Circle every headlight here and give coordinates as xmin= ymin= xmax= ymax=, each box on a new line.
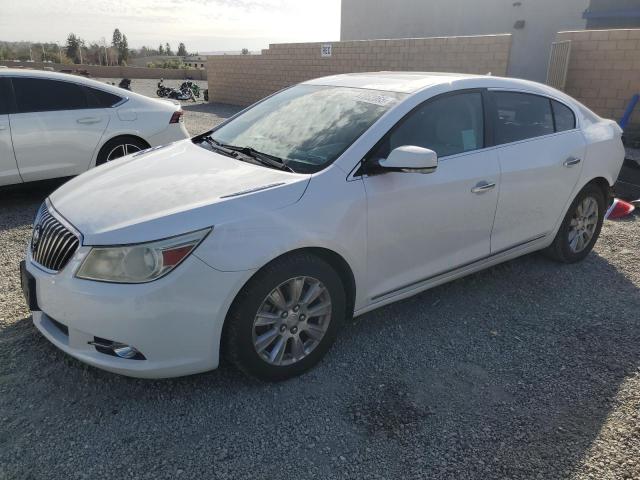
xmin=76 ymin=229 xmax=211 ymax=283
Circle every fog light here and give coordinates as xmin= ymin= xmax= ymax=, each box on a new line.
xmin=112 ymin=344 xmax=141 ymax=359
xmin=90 ymin=337 xmax=146 ymax=360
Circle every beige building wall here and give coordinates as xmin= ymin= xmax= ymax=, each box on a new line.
xmin=206 ymin=35 xmax=512 ymax=106
xmin=558 ymin=29 xmax=640 ymax=124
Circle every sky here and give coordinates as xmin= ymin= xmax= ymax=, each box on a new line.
xmin=0 ymin=0 xmax=342 ymax=52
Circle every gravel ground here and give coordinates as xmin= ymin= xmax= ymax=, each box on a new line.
xmin=1 ymin=83 xmax=639 ymax=479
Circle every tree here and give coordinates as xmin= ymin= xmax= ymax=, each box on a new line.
xmin=66 ymin=33 xmax=83 ymax=64
xmin=119 ymin=34 xmax=129 ymax=65
xmin=177 ymin=42 xmax=187 ymax=56
xmin=165 ymin=42 xmax=173 ymax=56
xmin=158 ymin=44 xmax=164 ymax=54
xmin=112 ymin=28 xmax=122 ymax=49
xmin=241 ymin=48 xmax=250 ymax=55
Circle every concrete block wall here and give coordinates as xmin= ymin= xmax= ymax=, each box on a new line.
xmin=557 ymin=29 xmax=640 ymax=125
xmin=206 ymin=35 xmax=512 ymax=106
xmin=0 ymin=61 xmax=207 ymax=80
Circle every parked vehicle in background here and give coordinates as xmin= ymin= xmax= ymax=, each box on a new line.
xmin=21 ymin=72 xmax=624 ymax=381
xmin=0 ymin=69 xmax=189 ymax=186
xmin=614 ymin=147 xmax=640 ymax=200
xmin=180 ymin=81 xmax=200 ymax=98
xmin=156 ymin=78 xmax=172 ymax=98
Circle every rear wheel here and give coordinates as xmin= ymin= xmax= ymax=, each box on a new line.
xmin=96 ymin=136 xmax=149 ymax=166
xmin=544 ymin=184 xmax=606 ymax=263
xmin=224 ymin=253 xmax=346 ymax=381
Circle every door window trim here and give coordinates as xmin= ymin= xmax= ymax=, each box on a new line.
xmin=356 ymin=88 xmax=493 ymax=177
xmin=487 ymin=88 xmax=580 ymax=148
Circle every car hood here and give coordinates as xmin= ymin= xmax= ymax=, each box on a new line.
xmin=50 ymin=140 xmax=311 ymax=245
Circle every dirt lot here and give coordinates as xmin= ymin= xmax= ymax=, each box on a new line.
xmin=1 ymin=83 xmax=639 ymax=480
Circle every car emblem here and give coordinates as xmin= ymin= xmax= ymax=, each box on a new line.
xmin=32 ymin=225 xmax=42 ymax=248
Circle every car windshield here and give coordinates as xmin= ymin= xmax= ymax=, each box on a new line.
xmin=208 ymin=84 xmax=405 ymax=173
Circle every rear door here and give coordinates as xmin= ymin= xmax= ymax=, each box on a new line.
xmin=489 ymin=91 xmax=585 ymax=253
xmin=9 ymin=77 xmax=110 ymax=182
xmin=0 ymin=77 xmax=21 ymax=186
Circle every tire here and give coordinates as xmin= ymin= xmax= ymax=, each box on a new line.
xmin=543 ymin=183 xmax=606 ymax=263
xmin=96 ymin=136 xmax=149 ymax=166
xmin=224 ymin=253 xmax=346 ymax=382
xmin=156 ymin=89 xmax=164 ymax=97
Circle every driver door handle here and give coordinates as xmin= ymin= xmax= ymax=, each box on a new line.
xmin=471 ymin=181 xmax=496 ymax=194
xmin=564 ymin=156 xmax=582 ymax=167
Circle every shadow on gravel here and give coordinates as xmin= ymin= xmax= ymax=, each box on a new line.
xmin=1 ymin=231 xmax=639 ymax=478
xmin=0 ymin=179 xmax=68 ymax=230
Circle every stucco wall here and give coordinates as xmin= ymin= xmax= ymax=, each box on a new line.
xmin=557 ymin=29 xmax=640 ymax=124
xmin=206 ymin=35 xmax=512 ymax=106
xmin=0 ymin=61 xmax=206 ymax=80
xmin=340 ymin=0 xmax=589 ymax=82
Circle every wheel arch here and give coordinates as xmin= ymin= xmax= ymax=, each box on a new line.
xmin=95 ymin=134 xmax=151 ymax=166
xmin=220 ymin=247 xmax=357 ymax=353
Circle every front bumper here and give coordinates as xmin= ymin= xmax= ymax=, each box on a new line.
xmin=26 ymin=248 xmax=252 ymax=379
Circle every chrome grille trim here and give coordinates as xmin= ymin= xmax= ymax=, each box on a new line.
xmin=31 ymin=203 xmax=80 ymax=272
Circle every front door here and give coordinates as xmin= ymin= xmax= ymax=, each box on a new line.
xmin=9 ymin=77 xmax=109 ymax=182
xmin=363 ymin=91 xmax=500 ymax=301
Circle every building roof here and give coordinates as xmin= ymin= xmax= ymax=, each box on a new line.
xmin=304 ymin=71 xmax=484 ymax=93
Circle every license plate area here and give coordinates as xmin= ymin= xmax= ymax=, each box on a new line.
xmin=20 ymin=260 xmax=40 ymax=311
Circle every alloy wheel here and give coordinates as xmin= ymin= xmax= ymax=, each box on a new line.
xmin=252 ymin=276 xmax=332 ymax=366
xmin=568 ymin=196 xmax=599 ymax=253
xmin=105 ymin=143 xmax=143 ymax=162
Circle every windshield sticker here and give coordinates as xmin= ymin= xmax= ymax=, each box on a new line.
xmin=354 ymin=92 xmax=398 ymax=107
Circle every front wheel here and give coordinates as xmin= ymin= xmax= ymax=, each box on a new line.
xmin=544 ymin=184 xmax=606 ymax=263
xmin=223 ymin=253 xmax=346 ymax=381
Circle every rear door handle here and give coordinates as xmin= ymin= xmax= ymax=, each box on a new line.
xmin=471 ymin=181 xmax=496 ymax=194
xmin=563 ymin=157 xmax=582 ymax=167
xmin=76 ymin=117 xmax=102 ymax=125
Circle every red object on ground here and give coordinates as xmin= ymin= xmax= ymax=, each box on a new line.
xmin=605 ymin=198 xmax=636 ymax=220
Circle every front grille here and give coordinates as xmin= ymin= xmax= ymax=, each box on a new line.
xmin=31 ymin=204 xmax=80 ymax=272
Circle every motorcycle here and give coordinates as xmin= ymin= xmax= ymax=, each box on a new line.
xmin=168 ymin=86 xmax=196 ymax=102
xmin=156 ymin=79 xmax=173 ymax=98
xmin=179 ymin=81 xmax=200 ymax=98
xmin=118 ymin=78 xmax=132 ymax=90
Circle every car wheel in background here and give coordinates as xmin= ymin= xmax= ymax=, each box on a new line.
xmin=224 ymin=253 xmax=346 ymax=382
xmin=96 ymin=136 xmax=149 ymax=166
xmin=544 ymin=183 xmax=606 ymax=263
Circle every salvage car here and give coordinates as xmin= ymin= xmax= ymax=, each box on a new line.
xmin=21 ymin=72 xmax=625 ymax=381
xmin=0 ymin=69 xmax=188 ymax=186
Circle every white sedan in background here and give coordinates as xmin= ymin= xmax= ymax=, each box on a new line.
xmin=0 ymin=69 xmax=189 ymax=186
xmin=21 ymin=72 xmax=624 ymax=381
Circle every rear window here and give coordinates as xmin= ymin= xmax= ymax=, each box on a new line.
xmin=86 ymin=87 xmax=123 ymax=108
xmin=492 ymin=91 xmax=554 ymax=144
xmin=12 ymin=77 xmax=87 ymax=113
xmin=552 ymin=100 xmax=576 ymax=132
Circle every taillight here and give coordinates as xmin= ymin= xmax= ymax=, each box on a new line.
xmin=170 ymin=110 xmax=183 ymax=124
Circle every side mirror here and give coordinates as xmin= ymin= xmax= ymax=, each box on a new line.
xmin=378 ymin=146 xmax=438 ymax=174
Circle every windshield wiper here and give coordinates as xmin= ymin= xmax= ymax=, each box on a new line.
xmin=202 ymin=136 xmax=239 ymax=159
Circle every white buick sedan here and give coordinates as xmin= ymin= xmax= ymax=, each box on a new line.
xmin=0 ymin=69 xmax=189 ymax=186
xmin=22 ymin=72 xmax=624 ymax=381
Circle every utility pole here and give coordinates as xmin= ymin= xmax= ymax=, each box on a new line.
xmin=79 ymin=44 xmax=83 ymax=64
xmin=29 ymin=44 xmax=33 ymax=61
xmin=42 ymin=44 xmax=46 ymax=62
xmin=57 ymin=42 xmax=62 ymax=63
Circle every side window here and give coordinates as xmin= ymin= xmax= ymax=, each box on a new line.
xmin=12 ymin=78 xmax=87 ymax=113
xmin=373 ymin=92 xmax=484 ymax=159
xmin=552 ymin=100 xmax=576 ymax=132
xmin=492 ymin=91 xmax=554 ymax=144
xmin=85 ymin=87 xmax=123 ymax=108
xmin=0 ymin=78 xmax=10 ymax=115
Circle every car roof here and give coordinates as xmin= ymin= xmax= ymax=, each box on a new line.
xmin=303 ymin=72 xmax=486 ymax=93
xmin=303 ymin=71 xmax=576 ymax=102
xmin=0 ymin=68 xmax=136 ymax=97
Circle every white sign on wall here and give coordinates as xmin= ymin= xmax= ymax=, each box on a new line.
xmin=321 ymin=44 xmax=333 ymax=57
